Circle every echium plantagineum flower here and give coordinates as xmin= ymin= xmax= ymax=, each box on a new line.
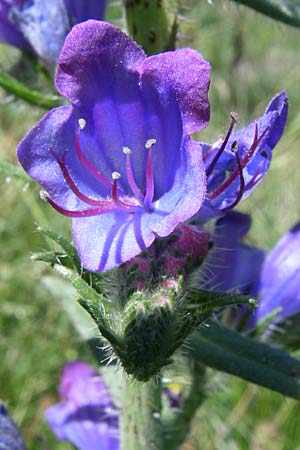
xmin=197 ymin=92 xmax=288 ymax=222
xmin=45 ymin=361 xmax=119 ymax=450
xmin=0 ymin=0 xmax=106 ymax=66
xmin=17 ymin=20 xmax=211 ymax=272
xmin=203 ymin=211 xmax=300 ymax=327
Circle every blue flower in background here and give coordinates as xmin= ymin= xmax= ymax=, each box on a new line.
xmin=45 ymin=361 xmax=119 ymax=450
xmin=17 ymin=20 xmax=211 ymax=271
xmin=197 ymin=92 xmax=288 ymax=222
xmin=0 ymin=404 xmax=26 ymax=450
xmin=203 ymin=211 xmax=300 ymax=327
xmin=0 ymin=0 xmax=106 ymax=66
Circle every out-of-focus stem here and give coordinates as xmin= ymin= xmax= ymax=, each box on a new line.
xmin=120 ymin=376 xmax=163 ymax=450
xmin=123 ymin=0 xmax=178 ymax=55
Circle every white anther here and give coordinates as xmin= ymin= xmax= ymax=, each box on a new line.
xmin=78 ymin=118 xmax=86 ymax=130
xmin=145 ymin=138 xmax=157 ymax=149
xmin=112 ymin=171 xmax=121 ymax=180
xmin=122 ymin=146 xmax=132 ymax=155
xmin=40 ymin=190 xmax=49 ymax=201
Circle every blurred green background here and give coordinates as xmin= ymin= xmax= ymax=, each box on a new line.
xmin=1 ymin=1 xmax=300 ymax=449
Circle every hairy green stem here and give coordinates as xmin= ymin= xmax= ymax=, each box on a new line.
xmin=120 ymin=376 xmax=163 ymax=450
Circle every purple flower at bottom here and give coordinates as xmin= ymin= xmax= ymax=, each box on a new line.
xmin=17 ymin=20 xmax=211 ymax=271
xmin=0 ymin=404 xmax=26 ymax=450
xmin=204 ymin=211 xmax=300 ymax=327
xmin=197 ymin=92 xmax=288 ymax=222
xmin=45 ymin=361 xmax=119 ymax=450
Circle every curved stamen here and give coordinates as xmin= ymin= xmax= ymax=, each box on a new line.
xmin=75 ymin=130 xmax=112 ymax=189
xmin=45 ymin=195 xmax=117 ymax=217
xmin=111 ymin=172 xmax=139 ymax=213
xmin=123 ymin=147 xmax=144 ymax=204
xmin=209 ymin=123 xmax=269 ymax=201
xmin=244 ymin=160 xmax=264 ymax=191
xmin=50 ymin=148 xmax=105 ymax=207
xmin=205 ymin=112 xmax=238 ymax=177
xmin=144 ymin=139 xmax=156 ymax=209
xmin=219 ymin=145 xmax=245 ymax=212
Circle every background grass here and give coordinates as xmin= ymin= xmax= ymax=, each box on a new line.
xmin=1 ymin=1 xmax=300 ymax=449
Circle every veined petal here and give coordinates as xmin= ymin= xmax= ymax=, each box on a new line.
xmin=141 ymin=48 xmax=211 ymax=135
xmin=45 ymin=361 xmax=119 ymax=450
xmin=17 ymin=106 xmax=112 ymax=210
xmin=56 ymin=20 xmax=146 ymax=106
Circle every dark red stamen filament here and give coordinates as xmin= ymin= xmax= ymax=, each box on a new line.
xmin=205 ymin=112 xmax=238 ymax=177
xmin=50 ymin=148 xmax=105 ymax=206
xmin=75 ymin=131 xmax=112 ymax=189
xmin=111 ymin=176 xmax=138 ymax=213
xmin=209 ymin=123 xmax=269 ymax=201
xmin=124 ymin=149 xmax=144 ymax=204
xmin=47 ymin=196 xmax=116 ymax=217
xmin=220 ymin=149 xmax=245 ymax=212
xmin=144 ymin=146 xmax=154 ymax=208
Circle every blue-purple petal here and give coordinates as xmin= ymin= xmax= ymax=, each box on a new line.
xmin=64 ymin=0 xmax=106 ymax=25
xmin=0 ymin=0 xmax=28 ymax=47
xmin=255 ymin=223 xmax=300 ymax=323
xmin=0 ymin=404 xmax=27 ymax=450
xmin=13 ymin=0 xmax=70 ymax=67
xmin=45 ymin=361 xmax=119 ymax=450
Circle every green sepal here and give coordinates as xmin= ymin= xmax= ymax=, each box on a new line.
xmin=123 ymin=0 xmax=178 ymax=55
xmin=184 ymin=287 xmax=257 ymax=313
xmin=0 ymin=66 xmax=63 ymax=108
xmin=119 ymin=286 xmax=255 ymax=381
xmin=184 ymin=322 xmax=300 ymax=400
xmin=231 ymin=0 xmax=300 ymax=27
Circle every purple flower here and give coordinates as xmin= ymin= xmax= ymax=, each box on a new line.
xmin=45 ymin=361 xmax=119 ymax=450
xmin=0 ymin=404 xmax=27 ymax=450
xmin=0 ymin=0 xmax=106 ymax=65
xmin=17 ymin=20 xmax=211 ymax=271
xmin=255 ymin=222 xmax=300 ymax=324
xmin=197 ymin=92 xmax=288 ymax=222
xmin=204 ymin=212 xmax=300 ymax=327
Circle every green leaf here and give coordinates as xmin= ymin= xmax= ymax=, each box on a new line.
xmin=0 ymin=161 xmax=34 ymax=184
xmin=42 ymin=275 xmax=98 ymax=341
xmin=53 ymin=265 xmax=121 ymax=347
xmin=184 ymin=323 xmax=300 ymax=400
xmin=0 ymin=66 xmax=63 ymax=108
xmin=36 ymin=226 xmax=81 ymax=271
xmin=231 ymin=0 xmax=300 ymax=27
xmin=123 ymin=0 xmax=178 ymax=55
